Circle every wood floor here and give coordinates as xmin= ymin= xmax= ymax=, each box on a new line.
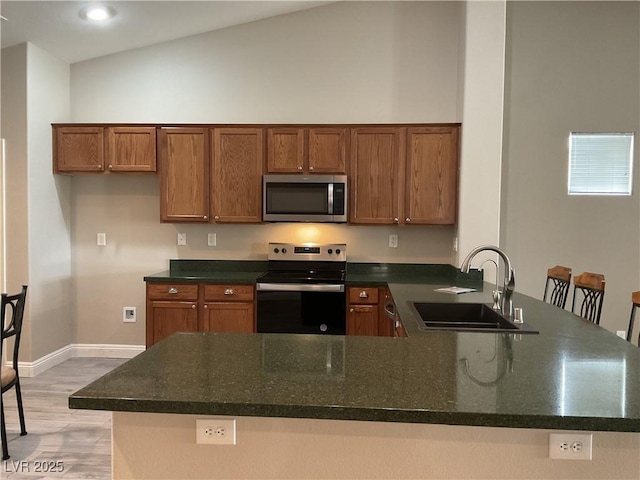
xmin=2 ymin=357 xmax=127 ymax=479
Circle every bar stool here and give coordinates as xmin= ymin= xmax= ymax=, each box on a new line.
xmin=543 ymin=265 xmax=572 ymax=309
xmin=1 ymin=285 xmax=29 ymax=461
xmin=571 ymin=272 xmax=605 ymax=325
xmin=627 ymin=291 xmax=640 ymax=343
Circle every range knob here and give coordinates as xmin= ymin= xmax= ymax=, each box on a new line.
xmin=328 ymin=249 xmax=333 ymax=254
xmin=282 ymin=248 xmax=287 ymax=254
xmin=335 ymin=248 xmax=341 ymax=255
xmin=273 ymin=248 xmax=279 ymax=254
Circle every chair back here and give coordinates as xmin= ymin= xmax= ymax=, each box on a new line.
xmin=627 ymin=291 xmax=640 ymax=343
xmin=571 ymin=273 xmax=605 ymax=324
xmin=1 ymin=286 xmax=28 ymax=373
xmin=543 ymin=265 xmax=572 ymax=309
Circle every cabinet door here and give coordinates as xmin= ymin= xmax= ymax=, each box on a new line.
xmin=211 ymin=128 xmax=263 ymax=223
xmin=350 ymin=128 xmax=405 ymax=224
xmin=347 ymin=304 xmax=379 ymax=336
xmin=202 ymin=302 xmax=255 ymax=333
xmin=158 ymin=127 xmax=209 ymax=223
xmin=54 ymin=126 xmax=105 ymax=173
xmin=106 ymin=126 xmax=157 ymax=173
xmin=405 ymin=126 xmax=459 ymax=225
xmin=308 ymin=128 xmax=347 ymax=174
xmin=147 ymin=301 xmax=198 ymax=347
xmin=267 ymin=128 xmax=305 ymax=173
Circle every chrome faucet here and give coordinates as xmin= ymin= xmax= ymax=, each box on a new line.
xmin=460 ymin=245 xmax=516 ymax=318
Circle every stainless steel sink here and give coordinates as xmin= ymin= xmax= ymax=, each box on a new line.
xmin=409 ymin=302 xmax=538 ymax=334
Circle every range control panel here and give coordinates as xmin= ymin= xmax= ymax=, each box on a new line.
xmin=267 ymin=243 xmax=347 ymax=262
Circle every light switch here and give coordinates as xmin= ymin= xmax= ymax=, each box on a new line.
xmin=207 ymin=233 xmax=217 ymax=247
xmin=97 ymin=233 xmax=106 ymax=246
xmin=177 ymin=233 xmax=187 ymax=246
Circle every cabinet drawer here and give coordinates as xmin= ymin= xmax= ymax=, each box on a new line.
xmin=147 ymin=283 xmax=198 ymax=301
xmin=204 ymin=284 xmax=254 ymax=302
xmin=348 ymin=287 xmax=379 ymax=304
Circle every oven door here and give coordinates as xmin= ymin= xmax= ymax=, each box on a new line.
xmin=256 ymin=283 xmax=346 ymax=335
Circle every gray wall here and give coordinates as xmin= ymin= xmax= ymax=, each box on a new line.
xmin=1 ymin=43 xmax=73 ymax=361
xmin=502 ymin=1 xmax=640 ymax=336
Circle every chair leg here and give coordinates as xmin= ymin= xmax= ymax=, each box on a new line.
xmin=15 ymin=381 xmax=27 ymax=436
xmin=1 ymin=398 xmax=9 ymax=461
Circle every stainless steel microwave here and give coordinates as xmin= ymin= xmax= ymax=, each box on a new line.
xmin=263 ymin=174 xmax=347 ymax=223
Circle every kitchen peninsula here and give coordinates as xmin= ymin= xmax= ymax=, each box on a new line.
xmin=70 ymin=264 xmax=640 ymax=479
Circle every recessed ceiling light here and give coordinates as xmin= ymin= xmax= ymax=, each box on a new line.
xmin=80 ymin=5 xmax=116 ymax=22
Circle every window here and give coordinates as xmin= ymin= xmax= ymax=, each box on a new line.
xmin=568 ymin=133 xmax=634 ymax=195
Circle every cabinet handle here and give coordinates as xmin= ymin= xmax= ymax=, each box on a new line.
xmin=406 ymin=218 xmax=411 ymax=222
xmin=349 ymin=308 xmax=354 ymax=313
xmin=108 ymin=164 xmax=113 ymax=170
xmin=214 ymin=215 xmax=219 ymax=220
xmin=297 ymin=166 xmax=303 ymax=171
xmin=192 ymin=304 xmax=196 ymax=309
xmin=168 ymin=287 xmax=178 ymax=294
xmin=224 ymin=288 xmax=234 ymax=295
xmin=309 ymin=166 xmax=314 ymax=171
xmin=359 ymin=291 xmax=368 ymax=298
xmin=384 ymin=301 xmax=396 ymax=320
xmin=203 ymin=216 xmax=208 ymax=220
xmin=204 ymin=305 xmax=208 ymax=309
xmin=393 ymin=217 xmax=399 ymax=223
xmin=96 ymin=165 xmax=101 ymax=169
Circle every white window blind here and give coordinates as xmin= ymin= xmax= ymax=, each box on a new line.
xmin=568 ymin=133 xmax=634 ymax=195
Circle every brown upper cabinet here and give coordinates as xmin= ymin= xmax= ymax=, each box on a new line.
xmin=158 ymin=127 xmax=210 ymax=223
xmin=405 ymin=126 xmax=459 ymax=225
xmin=211 ymin=128 xmax=263 ymax=223
xmin=53 ymin=125 xmax=156 ymax=174
xmin=106 ymin=126 xmax=156 ymax=172
xmin=54 ymin=126 xmax=105 ymax=173
xmin=350 ymin=127 xmax=405 ymax=225
xmin=350 ymin=125 xmax=459 ymax=225
xmin=267 ymin=127 xmax=347 ymax=174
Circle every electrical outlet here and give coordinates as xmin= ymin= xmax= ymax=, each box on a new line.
xmin=123 ymin=307 xmax=136 ymax=323
xmin=549 ymin=433 xmax=592 ymax=460
xmin=196 ymin=418 xmax=236 ymax=445
xmin=389 ymin=234 xmax=398 ymax=248
xmin=177 ymin=233 xmax=187 ymax=246
xmin=616 ymin=330 xmax=626 ymax=339
xmin=207 ymin=233 xmax=217 ymax=247
xmin=453 ymin=237 xmax=458 ymax=252
xmin=97 ymin=233 xmax=106 ymax=246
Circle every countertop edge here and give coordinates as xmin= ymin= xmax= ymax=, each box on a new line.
xmin=68 ymin=396 xmax=640 ymax=432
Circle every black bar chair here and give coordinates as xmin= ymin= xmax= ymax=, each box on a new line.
xmin=1 ymin=285 xmax=28 ymax=461
xmin=627 ymin=291 xmax=640 ymax=343
xmin=543 ymin=265 xmax=572 ymax=309
xmin=571 ymin=273 xmax=605 ymax=325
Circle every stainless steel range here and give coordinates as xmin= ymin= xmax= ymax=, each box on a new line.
xmin=256 ymin=243 xmax=347 ymax=335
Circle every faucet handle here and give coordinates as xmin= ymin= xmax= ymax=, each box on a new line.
xmin=492 ymin=289 xmax=502 ymax=311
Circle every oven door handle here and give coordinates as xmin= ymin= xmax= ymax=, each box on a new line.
xmin=256 ymin=283 xmax=345 ymax=293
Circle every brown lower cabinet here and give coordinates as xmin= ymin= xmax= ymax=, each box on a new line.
xmin=347 ymin=286 xmax=405 ymax=337
xmin=202 ymin=284 xmax=255 ymax=334
xmin=146 ymin=282 xmax=255 ymax=347
xmin=147 ymin=282 xmax=402 ymax=344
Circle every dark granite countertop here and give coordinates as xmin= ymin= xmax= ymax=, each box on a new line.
xmin=70 ymin=263 xmax=640 ymax=432
xmin=143 ymin=259 xmax=482 ymax=285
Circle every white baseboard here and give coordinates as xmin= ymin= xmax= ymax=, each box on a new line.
xmin=14 ymin=343 xmax=145 ymax=377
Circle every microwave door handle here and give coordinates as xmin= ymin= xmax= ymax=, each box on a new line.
xmin=327 ymin=183 xmax=334 ymax=214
